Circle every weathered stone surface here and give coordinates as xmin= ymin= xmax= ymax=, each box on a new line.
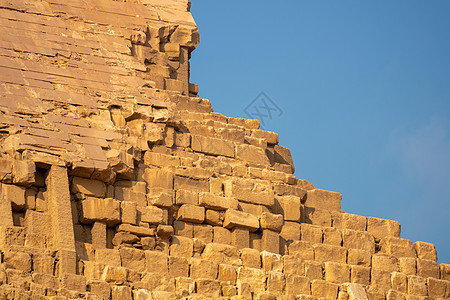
xmin=367 ymin=217 xmax=401 ymax=241
xmin=305 ymin=189 xmax=341 ymax=211
xmin=81 ymin=197 xmax=121 ymax=226
xmin=191 ymin=135 xmax=234 ymax=157
xmin=71 ymin=177 xmax=106 ymax=198
xmin=198 ymin=192 xmax=238 ymax=210
xmin=223 ymin=178 xmax=274 ymax=208
xmin=177 ymin=204 xmax=205 ymax=223
xmin=0 ymin=1 xmax=447 ymax=299
xmin=223 ymin=209 xmax=260 ymax=232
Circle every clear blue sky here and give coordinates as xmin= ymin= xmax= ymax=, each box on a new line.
xmin=190 ymin=1 xmax=450 ymax=263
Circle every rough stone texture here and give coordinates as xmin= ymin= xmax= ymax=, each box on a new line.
xmin=0 ymin=1 xmax=448 ymax=299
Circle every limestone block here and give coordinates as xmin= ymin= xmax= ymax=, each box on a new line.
xmin=332 ymin=211 xmax=366 ymax=231
xmin=412 ymin=241 xmax=437 ymax=261
xmin=342 ymin=229 xmax=375 ymax=253
xmin=175 ymin=189 xmax=199 ymax=205
xmin=324 ymin=262 xmax=350 ymax=284
xmin=147 ymin=189 xmax=173 ymax=208
xmin=273 ymin=195 xmax=301 ymax=222
xmin=61 ymin=274 xmax=86 ymax=292
xmin=95 ymin=249 xmax=121 ymax=267
xmin=133 ymin=289 xmax=152 ymax=300
xmin=168 ymin=256 xmax=189 ymax=277
xmin=213 ymin=226 xmax=231 ymax=244
xmin=262 ymin=229 xmax=280 ymax=254
xmin=280 ymin=221 xmax=301 ymax=241
xmin=288 ymin=240 xmax=314 ymax=260
xmin=365 ymin=286 xmax=385 ymax=300
xmin=311 ymin=280 xmax=338 ymax=299
xmin=2 ymin=183 xmax=26 ymax=211
xmin=380 ymin=237 xmax=416 ymax=258
xmin=205 ymin=209 xmax=222 ymax=226
xmin=283 ymin=255 xmax=305 ymax=276
xmin=218 ymin=263 xmax=237 ymax=282
xmin=372 ymin=254 xmax=399 ymax=272
xmin=111 ymin=286 xmax=132 ymax=300
xmin=223 ymin=209 xmax=260 ymax=232
xmin=351 ymin=265 xmax=370 ymax=285
xmin=81 ymin=197 xmax=121 ymax=226
xmin=261 ymin=251 xmax=282 ymax=273
xmin=250 ymin=232 xmax=262 ymax=252
xmin=304 ymin=260 xmax=323 ymax=280
xmin=386 ymin=289 xmax=406 ymax=300
xmin=173 ymin=220 xmax=194 ymax=238
xmin=239 ymin=202 xmax=270 ymax=216
xmin=170 ymin=235 xmax=193 ymax=258
xmin=189 ymin=258 xmax=218 ymax=279
xmin=33 ymin=255 xmax=55 ymax=275
xmin=391 ymin=272 xmax=408 ymax=293
xmin=300 ymin=223 xmax=323 ymax=244
xmin=47 ymin=166 xmax=76 ymax=274
xmin=196 ymin=278 xmax=221 ymax=298
xmin=236 ymin=143 xmax=270 ymax=166
xmin=273 ymin=145 xmax=295 ymax=173
xmin=139 ymin=205 xmax=164 ymax=224
xmin=191 ymin=135 xmax=235 ymax=157
xmin=221 ymin=284 xmax=237 ymax=297
xmin=88 ymin=280 xmax=111 ymax=300
xmin=145 ymin=251 xmax=168 ymax=274
xmin=115 ymin=181 xmax=147 ymax=207
xmin=119 ymin=247 xmax=145 ymax=272
xmin=71 ymin=177 xmax=106 ymax=198
xmin=427 ymin=277 xmax=447 ymax=298
xmin=223 ymin=178 xmax=274 ymax=208
xmin=367 ymin=217 xmax=401 ymax=242
xmin=267 ymin=271 xmax=285 ymax=293
xmin=371 ymin=268 xmax=392 ymax=290
xmin=116 ymin=224 xmax=155 ymax=237
xmin=198 ymin=192 xmax=238 ymax=210
xmin=301 ymin=206 xmax=332 ymax=227
xmin=314 ymin=244 xmax=347 ymax=263
xmin=400 ymin=257 xmax=417 ymax=276
xmin=323 ymin=227 xmax=342 ymax=246
xmin=347 ymin=249 xmax=372 ymax=267
xmin=407 ymin=275 xmax=427 ymax=296
xmin=91 ymin=221 xmax=107 ymax=249
xmin=241 ymin=248 xmax=261 ymax=269
xmin=174 ymin=176 xmax=210 ymax=192
xmin=416 ymin=258 xmax=439 ymax=279
xmin=440 ymin=263 xmax=450 ymax=280
xmin=143 ymin=168 xmax=173 ymax=189
xmin=175 ymin=277 xmax=195 ymax=297
xmin=202 ymin=243 xmax=241 ymax=265
xmin=11 ymin=160 xmax=35 ymax=186
xmin=232 ymin=226 xmax=250 ymax=249
xmin=305 ymin=189 xmax=341 ymax=211
xmin=2 ymin=251 xmax=32 ymax=272
xmin=284 ymin=274 xmax=309 ymax=295
xmin=121 ymin=201 xmax=137 ymax=225
xmin=157 ymin=225 xmax=174 ymax=239
xmin=177 ymin=206 xmax=204 ymax=227
xmin=25 ymin=187 xmax=37 ymax=210
xmin=259 ymin=212 xmax=283 ymax=233
xmin=237 ymin=267 xmax=266 ymax=294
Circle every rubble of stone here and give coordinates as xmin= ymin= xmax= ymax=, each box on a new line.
xmin=0 ymin=0 xmax=448 ymax=299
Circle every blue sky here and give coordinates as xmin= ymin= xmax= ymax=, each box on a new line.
xmin=190 ymin=1 xmax=450 ymax=263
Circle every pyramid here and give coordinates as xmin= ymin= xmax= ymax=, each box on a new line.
xmin=0 ymin=0 xmax=448 ymax=299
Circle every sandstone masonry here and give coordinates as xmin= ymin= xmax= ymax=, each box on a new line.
xmin=0 ymin=0 xmax=448 ymax=299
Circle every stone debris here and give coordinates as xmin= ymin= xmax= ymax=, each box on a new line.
xmin=0 ymin=0 xmax=448 ymax=299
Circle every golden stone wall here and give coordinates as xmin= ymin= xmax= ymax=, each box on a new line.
xmin=0 ymin=0 xmax=448 ymax=299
